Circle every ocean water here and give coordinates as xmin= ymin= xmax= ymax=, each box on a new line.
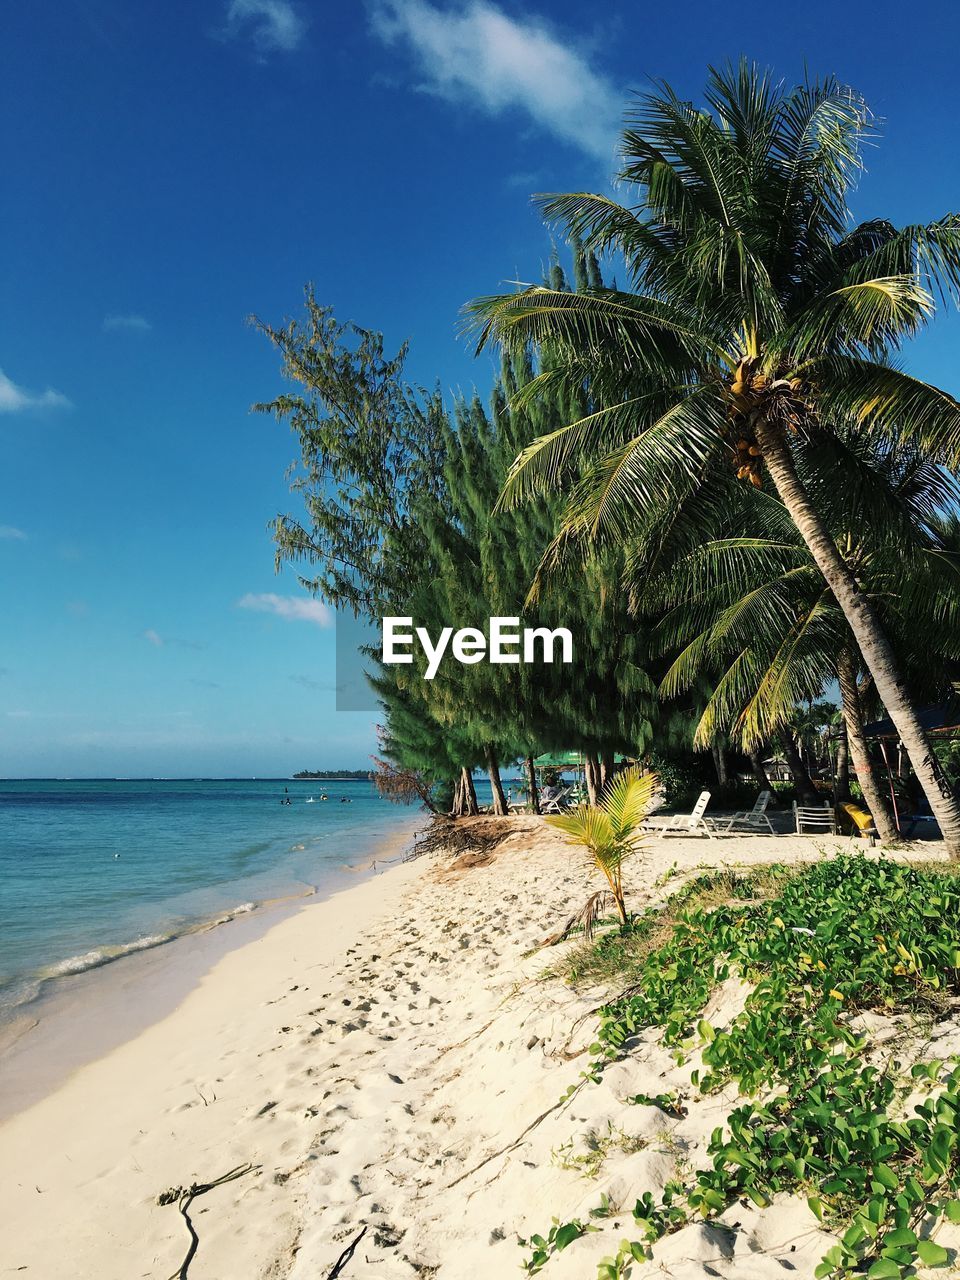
xmin=0 ymin=778 xmax=427 ymax=1021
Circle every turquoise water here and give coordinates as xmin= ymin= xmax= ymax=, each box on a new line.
xmin=0 ymin=778 xmax=426 ymax=1020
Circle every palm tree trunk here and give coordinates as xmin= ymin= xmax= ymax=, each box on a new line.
xmin=749 ymin=746 xmax=773 ymax=794
xmin=756 ymin=417 xmax=960 ymax=854
xmin=834 ymin=722 xmax=850 ymax=802
xmin=711 ymin=740 xmax=729 ymax=788
xmin=836 ymin=648 xmax=898 ymax=843
xmin=525 ymin=755 xmax=541 ymax=815
xmin=778 ymin=728 xmax=818 ymax=802
xmin=484 ymin=744 xmax=507 ymax=816
xmin=612 ymin=889 xmax=628 ymax=927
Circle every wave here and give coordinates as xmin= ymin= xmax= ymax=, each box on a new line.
xmin=35 ymin=898 xmax=272 ymax=985
xmin=0 ymin=897 xmax=279 ymax=1025
xmin=0 ymin=842 xmax=400 ymax=1035
xmin=37 ymin=931 xmax=175 ymax=980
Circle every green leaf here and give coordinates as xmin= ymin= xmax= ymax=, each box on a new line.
xmin=916 ymin=1239 xmax=949 ymax=1266
xmin=843 ymin=1221 xmax=867 ymax=1248
xmin=866 ymin=1260 xmax=902 ymax=1279
xmin=554 ymin=1222 xmax=583 ymax=1251
xmin=883 ymin=1228 xmax=918 ymax=1247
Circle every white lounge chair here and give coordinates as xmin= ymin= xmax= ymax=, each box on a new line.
xmin=793 ymin=801 xmax=836 ymax=836
xmin=711 ymin=790 xmax=776 ymax=835
xmin=541 ymin=784 xmax=574 ymax=814
xmin=648 ymin=790 xmax=714 ymax=839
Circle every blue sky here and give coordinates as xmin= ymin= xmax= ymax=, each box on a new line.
xmin=2 ymin=0 xmax=959 ymax=776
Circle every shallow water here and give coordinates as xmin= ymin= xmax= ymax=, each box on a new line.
xmin=0 ymin=777 xmax=426 ymax=1020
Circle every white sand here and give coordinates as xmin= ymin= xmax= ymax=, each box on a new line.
xmin=1 ymin=818 xmax=954 ymax=1279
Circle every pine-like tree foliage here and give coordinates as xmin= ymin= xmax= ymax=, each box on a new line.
xmin=257 ymin=267 xmax=666 ymax=809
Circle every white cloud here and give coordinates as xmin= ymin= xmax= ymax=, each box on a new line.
xmin=143 ymin=628 xmax=164 ymax=647
xmin=369 ymin=0 xmax=621 ymax=161
xmin=0 ymin=525 xmax=27 ymax=540
xmin=103 ymin=313 xmax=152 ymax=333
xmin=223 ymin=0 xmax=306 ymax=51
xmin=237 ymin=592 xmax=334 ymax=627
xmin=0 ymin=368 xmax=71 ymax=414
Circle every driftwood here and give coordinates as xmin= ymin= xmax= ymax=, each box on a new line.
xmin=405 ymin=816 xmax=514 ymax=862
xmin=325 ymin=1225 xmax=368 ymax=1277
xmin=160 ymin=1163 xmax=257 ymax=1280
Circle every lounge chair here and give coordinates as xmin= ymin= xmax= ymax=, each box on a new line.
xmin=710 ymin=790 xmax=776 ymax=835
xmin=837 ymin=801 xmax=877 ymax=843
xmin=793 ymin=801 xmax=836 ymax=836
xmin=648 ymin=790 xmax=715 ymax=839
xmin=540 ymin=784 xmax=574 ymax=814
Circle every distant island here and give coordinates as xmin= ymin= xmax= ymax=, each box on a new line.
xmin=292 ymin=769 xmax=372 ymax=780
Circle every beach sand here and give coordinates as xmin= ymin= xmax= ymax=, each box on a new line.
xmin=1 ymin=817 xmax=955 ymax=1279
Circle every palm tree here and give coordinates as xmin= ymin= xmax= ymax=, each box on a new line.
xmin=470 ymin=62 xmax=960 ymax=853
xmin=547 ymin=768 xmax=658 ymax=927
xmin=649 ymin=436 xmax=960 ymax=841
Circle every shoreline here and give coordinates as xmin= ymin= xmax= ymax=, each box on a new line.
xmin=1 ymin=835 xmax=432 ymax=1279
xmin=0 ymin=818 xmax=421 ymax=1120
xmin=1 ymin=819 xmax=950 ymax=1279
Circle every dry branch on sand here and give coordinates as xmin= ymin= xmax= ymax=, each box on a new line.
xmin=406 ymin=815 xmax=516 ymax=863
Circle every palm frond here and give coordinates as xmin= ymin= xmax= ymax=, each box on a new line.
xmin=548 ymin=805 xmax=614 ymax=849
xmin=541 ymin=387 xmax=727 ymax=541
xmin=819 ymin=216 xmax=960 ymax=306
xmin=496 ymin=386 xmax=695 ymax=511
xmin=811 ymin=357 xmax=960 ymax=465
xmin=602 ymin=768 xmax=658 ymax=840
xmin=465 ymin=285 xmax=720 ymax=367
xmin=779 ymin=275 xmax=934 ymax=361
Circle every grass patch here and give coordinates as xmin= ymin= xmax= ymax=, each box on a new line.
xmin=551 ymin=1124 xmax=649 ymax=1180
xmin=559 ymin=864 xmax=797 ymax=989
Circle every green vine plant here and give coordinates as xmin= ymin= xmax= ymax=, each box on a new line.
xmin=529 ymin=856 xmax=960 ymax=1279
xmin=518 ymin=1218 xmax=596 ymax=1273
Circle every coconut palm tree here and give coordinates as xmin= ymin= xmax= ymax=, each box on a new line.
xmin=547 ymin=767 xmax=658 ymax=927
xmin=469 ymin=61 xmax=960 ymax=853
xmin=650 ymin=432 xmax=960 ymax=840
